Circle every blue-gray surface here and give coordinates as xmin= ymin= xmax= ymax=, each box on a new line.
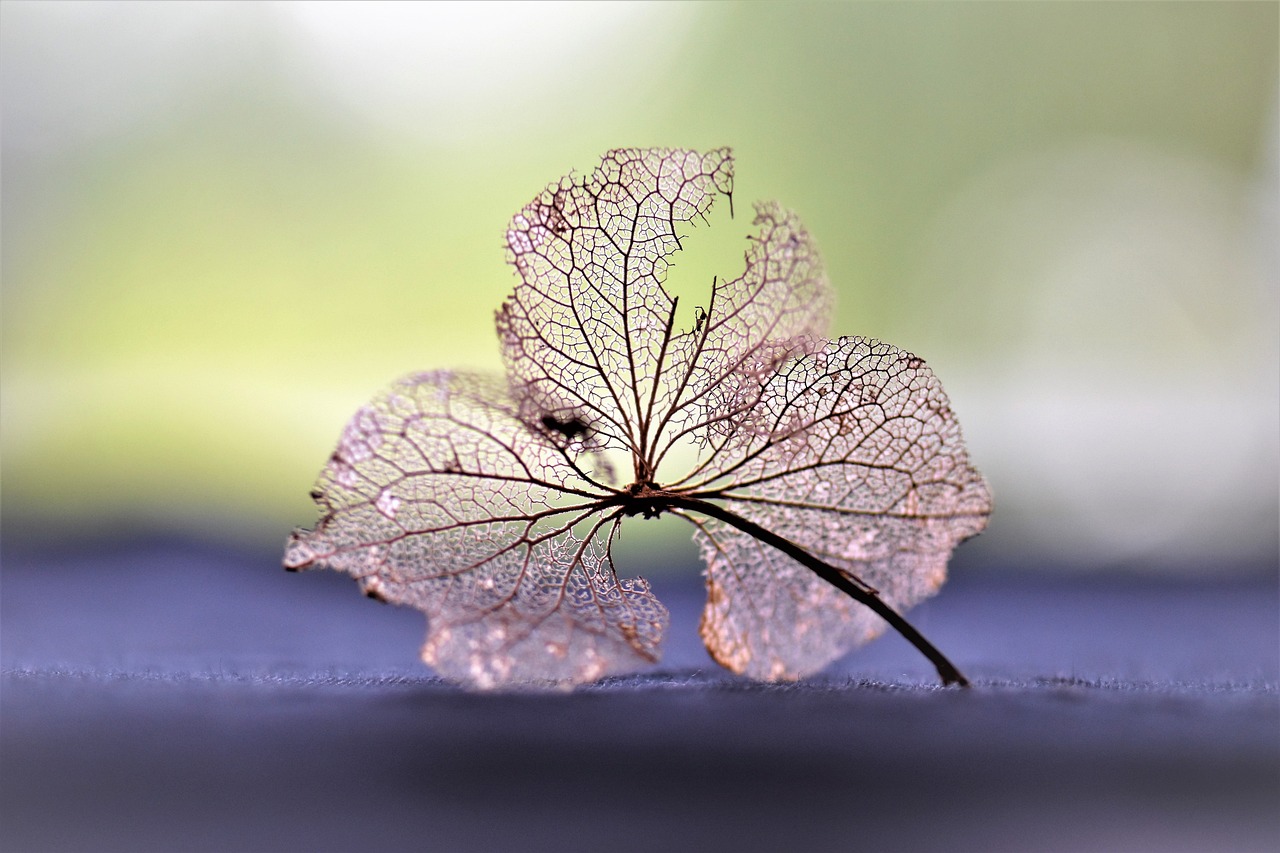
xmin=2 ymin=540 xmax=1277 ymax=853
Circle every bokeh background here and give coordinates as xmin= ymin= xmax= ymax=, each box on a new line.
xmin=4 ymin=0 xmax=1277 ymax=574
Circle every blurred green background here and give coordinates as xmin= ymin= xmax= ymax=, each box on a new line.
xmin=3 ymin=1 xmax=1276 ymax=571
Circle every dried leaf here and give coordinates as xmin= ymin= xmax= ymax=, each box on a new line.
xmin=286 ymin=147 xmax=991 ymax=688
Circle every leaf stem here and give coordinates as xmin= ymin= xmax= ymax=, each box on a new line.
xmin=666 ymin=495 xmax=970 ymax=687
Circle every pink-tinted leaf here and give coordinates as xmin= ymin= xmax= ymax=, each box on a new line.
xmin=288 ymin=147 xmax=990 ymax=689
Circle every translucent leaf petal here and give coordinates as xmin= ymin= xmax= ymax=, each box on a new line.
xmin=285 ymin=371 xmax=668 ymax=688
xmin=687 ymin=337 xmax=991 ymax=680
xmin=497 ymin=147 xmax=733 ymax=458
xmin=656 ymin=202 xmax=833 ymax=472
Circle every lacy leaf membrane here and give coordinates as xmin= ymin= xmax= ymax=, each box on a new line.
xmin=287 ymin=147 xmax=991 ymax=688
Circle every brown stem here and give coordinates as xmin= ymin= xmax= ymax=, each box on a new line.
xmin=667 ymin=495 xmax=969 ymax=687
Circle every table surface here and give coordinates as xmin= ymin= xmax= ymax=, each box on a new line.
xmin=3 ymin=539 xmax=1277 ymax=852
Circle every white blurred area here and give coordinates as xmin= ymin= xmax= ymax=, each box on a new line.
xmin=911 ymin=137 xmax=1279 ymax=565
xmin=2 ymin=1 xmax=1276 ymax=570
xmin=278 ymin=2 xmax=698 ymax=143
xmin=2 ymin=1 xmax=696 ymax=151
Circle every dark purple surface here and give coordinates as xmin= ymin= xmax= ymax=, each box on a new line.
xmin=2 ymin=539 xmax=1277 ymax=852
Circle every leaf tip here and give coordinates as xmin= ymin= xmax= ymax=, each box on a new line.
xmin=282 ymin=530 xmax=316 ymax=572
